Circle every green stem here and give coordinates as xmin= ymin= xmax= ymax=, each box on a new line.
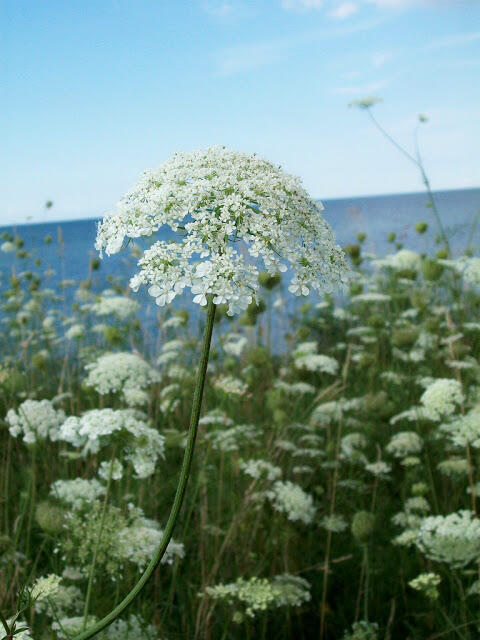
xmin=72 ymin=297 xmax=216 ymax=640
xmin=0 ymin=610 xmax=11 ymax=640
xmin=82 ymin=447 xmax=118 ymax=629
xmin=368 ymin=109 xmax=451 ymax=255
xmin=363 ymin=545 xmax=369 ymax=623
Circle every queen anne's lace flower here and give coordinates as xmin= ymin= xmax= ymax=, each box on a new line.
xmin=84 ymin=352 xmax=160 ymax=406
xmin=59 ymin=409 xmax=165 ymax=478
xmin=88 ymin=291 xmax=140 ymax=320
xmin=266 ymin=480 xmax=316 ymax=524
xmin=440 ymin=408 xmax=480 ymax=448
xmin=408 ymin=572 xmax=441 ymax=600
xmin=95 ymin=147 xmax=349 ymax=315
xmin=420 ymin=378 xmax=463 ymax=421
xmin=50 ymin=478 xmax=106 ymax=509
xmin=416 ymin=510 xmax=480 ymax=568
xmin=386 ymin=431 xmax=423 ymax=459
xmin=292 ymin=341 xmax=339 ymax=374
xmin=204 ymin=574 xmax=311 ymax=621
xmin=6 ymin=399 xmax=66 ymax=444
xmin=240 ymin=459 xmax=282 ymax=481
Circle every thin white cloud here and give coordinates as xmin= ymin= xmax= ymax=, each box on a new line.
xmin=425 ymin=31 xmax=480 ymax=49
xmin=330 ymin=80 xmax=386 ymax=93
xmin=200 ymin=1 xmax=248 ymax=21
xmin=372 ymin=51 xmax=391 ymax=67
xmin=329 ymin=2 xmax=359 ymax=18
xmin=281 ymin=0 xmax=323 ymax=10
xmin=366 ymin=0 xmax=478 ymax=7
xmin=215 ymin=17 xmax=387 ymax=75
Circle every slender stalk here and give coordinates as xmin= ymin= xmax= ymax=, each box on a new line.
xmin=363 ymin=545 xmax=369 ymax=622
xmin=82 ymin=448 xmax=118 ymax=629
xmin=367 ymin=109 xmax=451 ymax=255
xmin=71 ymin=297 xmax=216 ymax=640
xmin=319 ymin=408 xmax=343 ymax=639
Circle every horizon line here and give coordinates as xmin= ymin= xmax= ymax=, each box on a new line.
xmin=1 ymin=184 xmax=478 ymax=230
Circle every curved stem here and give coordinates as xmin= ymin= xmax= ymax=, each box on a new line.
xmin=72 ymin=298 xmax=217 ymax=640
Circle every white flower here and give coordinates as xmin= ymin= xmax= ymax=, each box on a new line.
xmin=31 ymin=573 xmax=62 ymax=601
xmin=95 ymin=147 xmax=349 ymax=316
xmin=88 ymin=291 xmax=140 ymax=320
xmin=6 ymin=399 xmax=66 ymax=444
xmin=214 ymin=375 xmax=248 ymax=396
xmin=292 ymin=342 xmax=338 ymax=374
xmin=58 ymin=409 xmax=165 ymax=478
xmin=65 ymin=324 xmax=85 ymax=340
xmin=266 ymin=480 xmax=316 ymax=524
xmin=372 ymin=249 xmax=421 ymax=271
xmin=240 ymin=459 xmax=282 ymax=482
xmin=420 ymin=378 xmax=464 ymax=420
xmin=416 ymin=510 xmax=480 ymax=568
xmin=223 ymin=334 xmax=248 ymax=357
xmin=386 ymin=431 xmax=423 ymax=459
xmin=440 ymin=408 xmax=480 ymax=448
xmin=204 ymin=574 xmax=310 ymax=620
xmin=98 ymin=458 xmax=124 ymax=481
xmin=84 ymin=352 xmax=160 ymax=405
xmin=50 ymin=478 xmax=106 ymax=510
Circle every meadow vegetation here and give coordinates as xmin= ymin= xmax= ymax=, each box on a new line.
xmin=1 ymin=212 xmax=480 ymax=639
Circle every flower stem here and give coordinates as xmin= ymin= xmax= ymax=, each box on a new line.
xmin=72 ymin=297 xmax=216 ymax=640
xmin=82 ymin=448 xmax=118 ymax=629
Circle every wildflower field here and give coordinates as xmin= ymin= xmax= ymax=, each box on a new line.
xmin=1 ymin=151 xmax=480 ymax=640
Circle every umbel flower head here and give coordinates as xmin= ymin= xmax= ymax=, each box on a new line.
xmin=95 ymin=147 xmax=349 ymax=316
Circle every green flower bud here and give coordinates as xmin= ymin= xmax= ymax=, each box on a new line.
xmin=415 ymin=222 xmax=428 ymax=234
xmin=175 ymin=309 xmax=189 ymax=325
xmin=345 ymin=244 xmax=361 ymax=259
xmin=411 ymin=482 xmax=428 ymax=496
xmin=436 ymin=248 xmax=448 ymax=260
xmin=351 ymin=511 xmax=375 ymax=543
xmin=35 ymin=501 xmax=66 ymax=535
xmin=387 ymin=232 xmax=396 ymax=243
xmin=396 ymin=268 xmax=417 ymax=280
xmin=0 ymin=534 xmax=12 ymax=554
xmin=349 ymin=282 xmax=363 ymax=296
xmin=356 ymin=232 xmax=367 ymax=243
xmin=391 ymin=327 xmax=420 ymax=348
xmin=422 ymin=258 xmax=444 ymax=282
xmin=367 ymin=314 xmax=385 ymax=330
xmin=90 ymin=258 xmax=101 ymax=271
xmin=258 ymin=271 xmax=282 ymax=290
xmin=273 ymin=409 xmax=288 ymax=426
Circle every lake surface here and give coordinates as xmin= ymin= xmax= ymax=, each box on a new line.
xmin=0 ymin=187 xmax=478 ymax=336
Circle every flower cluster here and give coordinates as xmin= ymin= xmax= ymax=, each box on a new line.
xmin=61 ymin=503 xmax=184 ymax=576
xmin=204 ymin=573 xmax=311 ymax=621
xmin=440 ymin=408 xmax=480 ymax=448
xmin=265 ymin=480 xmax=316 ymax=524
xmin=95 ymin=147 xmax=349 ymax=315
xmin=88 ymin=291 xmax=140 ymax=320
xmin=84 ymin=352 xmax=160 ymax=407
xmin=6 ymin=399 xmax=66 ymax=444
xmin=408 ymin=572 xmax=441 ymax=600
xmin=50 ymin=478 xmax=106 ymax=509
xmin=292 ymin=341 xmax=339 ymax=374
xmin=59 ymin=409 xmax=165 ymax=478
xmin=240 ymin=459 xmax=282 ymax=482
xmin=386 ymin=431 xmax=423 ymax=459
xmin=420 ymin=378 xmax=464 ymax=421
xmin=416 ymin=510 xmax=480 ymax=568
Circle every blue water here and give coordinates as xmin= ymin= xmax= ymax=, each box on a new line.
xmin=0 ymin=187 xmax=478 ymax=323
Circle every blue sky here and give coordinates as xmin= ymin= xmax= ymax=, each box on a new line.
xmin=3 ymin=0 xmax=479 ymax=224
